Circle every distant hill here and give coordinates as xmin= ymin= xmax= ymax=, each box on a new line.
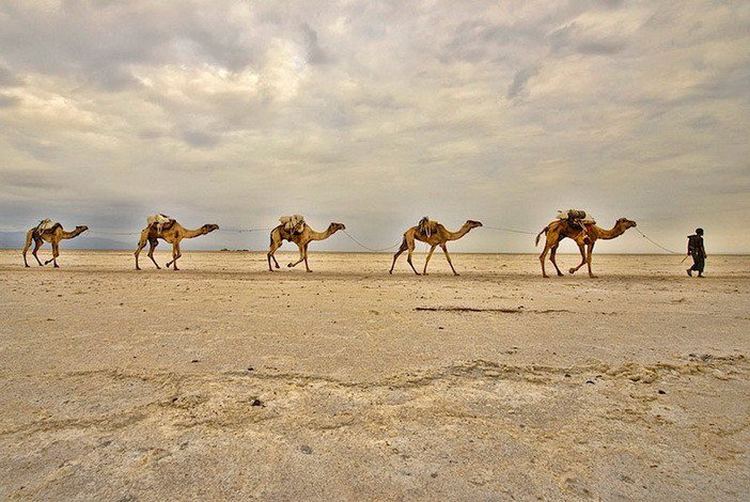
xmin=0 ymin=232 xmax=132 ymax=250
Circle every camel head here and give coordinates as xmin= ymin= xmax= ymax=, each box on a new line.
xmin=329 ymin=222 xmax=346 ymax=232
xmin=202 ymin=224 xmax=220 ymax=234
xmin=75 ymin=225 xmax=89 ymax=233
xmin=465 ymin=220 xmax=483 ymax=229
xmin=616 ymin=218 xmax=637 ymax=230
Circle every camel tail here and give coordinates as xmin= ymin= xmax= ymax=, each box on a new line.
xmin=535 ymin=227 xmax=548 ymax=247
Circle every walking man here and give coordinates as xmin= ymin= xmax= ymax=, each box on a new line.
xmin=686 ymin=228 xmax=706 ymax=277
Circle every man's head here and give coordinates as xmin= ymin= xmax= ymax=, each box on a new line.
xmin=696 ymin=228 xmax=704 ymax=235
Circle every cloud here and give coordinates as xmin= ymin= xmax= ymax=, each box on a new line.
xmin=181 ymin=129 xmax=221 ymax=148
xmin=0 ymin=0 xmax=748 ymax=253
xmin=0 ymin=65 xmax=23 ymax=87
xmin=0 ymin=93 xmax=21 ymax=108
xmin=507 ymin=65 xmax=540 ymax=99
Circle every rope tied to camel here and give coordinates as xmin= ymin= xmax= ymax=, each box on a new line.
xmin=634 ymin=227 xmax=681 ymax=255
xmin=221 ymin=227 xmax=273 ymax=234
xmin=341 ymin=230 xmax=403 ymax=252
xmin=483 ymin=225 xmax=538 ymax=236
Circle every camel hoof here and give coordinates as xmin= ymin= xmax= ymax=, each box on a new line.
xmin=24 ymin=265 xmax=29 ymax=268
xmin=453 ymin=273 xmax=460 ymax=276
xmin=542 ymin=274 xmax=549 ymax=278
xmin=589 ymin=275 xmax=598 ymax=279
xmin=568 ymin=268 xmax=576 ymax=275
xmin=136 ymin=267 xmax=141 ymax=271
xmin=275 ymin=264 xmax=280 ymax=269
xmin=287 ymin=263 xmax=294 ymax=268
xmin=306 ymin=270 xmax=313 ymax=273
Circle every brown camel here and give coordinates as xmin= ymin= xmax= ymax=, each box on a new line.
xmin=22 ymin=222 xmax=88 ymax=268
xmin=267 ymin=221 xmax=346 ymax=272
xmin=389 ymin=218 xmax=483 ymax=276
xmin=134 ymin=219 xmax=219 ymax=270
xmin=536 ymin=217 xmax=637 ymax=278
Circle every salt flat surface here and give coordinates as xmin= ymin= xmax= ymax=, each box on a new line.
xmin=1 ymin=251 xmax=748 ymax=500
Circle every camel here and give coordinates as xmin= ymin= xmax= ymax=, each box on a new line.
xmin=536 ymin=217 xmax=637 ymax=278
xmin=134 ymin=218 xmax=219 ymax=270
xmin=389 ymin=218 xmax=483 ymax=276
xmin=267 ymin=221 xmax=346 ymax=272
xmin=22 ymin=222 xmax=88 ymax=268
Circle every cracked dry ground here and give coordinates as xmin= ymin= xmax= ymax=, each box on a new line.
xmin=1 ymin=251 xmax=749 ymax=500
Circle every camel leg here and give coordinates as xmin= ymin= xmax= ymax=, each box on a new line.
xmin=288 ymin=243 xmax=306 ymax=268
xmin=549 ymin=244 xmax=564 ymax=276
xmin=147 ymin=238 xmax=161 ymax=269
xmin=22 ymin=230 xmax=33 ymax=268
xmin=441 ymin=244 xmax=459 ymax=276
xmin=134 ymin=230 xmax=150 ymax=270
xmin=32 ymin=239 xmax=44 ymax=267
xmin=569 ymin=243 xmax=587 ymax=275
xmin=44 ymin=242 xmax=60 ymax=268
xmin=303 ymin=243 xmax=312 ymax=272
xmin=389 ymin=239 xmax=408 ymax=274
xmin=539 ymin=231 xmax=561 ymax=278
xmin=166 ymin=242 xmax=181 ymax=270
xmin=267 ymin=240 xmax=282 ymax=271
xmin=586 ymin=242 xmax=597 ymax=278
xmin=422 ymin=245 xmax=437 ymax=275
xmin=539 ymin=244 xmax=550 ymax=278
xmin=406 ymin=238 xmax=420 ymax=276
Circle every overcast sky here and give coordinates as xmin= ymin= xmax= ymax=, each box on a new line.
xmin=1 ymin=0 xmax=748 ymax=253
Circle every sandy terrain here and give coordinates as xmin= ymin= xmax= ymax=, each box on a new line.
xmin=0 ymin=250 xmax=748 ymax=500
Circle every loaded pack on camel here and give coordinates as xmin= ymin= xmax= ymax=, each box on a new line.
xmin=33 ymin=219 xmax=61 ymax=238
xmin=279 ymin=214 xmax=306 ymax=235
xmin=147 ymin=213 xmax=176 ymax=234
xmin=417 ymin=216 xmax=439 ymax=238
xmin=556 ymin=209 xmax=595 ymax=232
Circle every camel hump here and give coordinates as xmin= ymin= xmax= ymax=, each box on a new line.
xmin=279 ymin=214 xmax=305 ymax=234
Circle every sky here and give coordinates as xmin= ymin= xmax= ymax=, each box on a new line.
xmin=0 ymin=0 xmax=748 ymax=253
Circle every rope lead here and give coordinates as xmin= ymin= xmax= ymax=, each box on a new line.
xmin=342 ymin=230 xmax=402 ymax=252
xmin=634 ymin=228 xmax=681 ymax=255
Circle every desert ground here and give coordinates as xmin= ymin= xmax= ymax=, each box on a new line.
xmin=0 ymin=249 xmax=748 ymax=500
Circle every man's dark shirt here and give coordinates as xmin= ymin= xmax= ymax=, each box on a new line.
xmin=687 ymin=234 xmax=706 ymax=258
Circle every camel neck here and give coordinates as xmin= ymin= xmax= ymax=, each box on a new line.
xmin=309 ymin=226 xmax=334 ymax=241
xmin=446 ymin=224 xmax=472 ymax=241
xmin=62 ymin=229 xmax=84 ymax=239
xmin=182 ymin=227 xmax=206 ymax=239
xmin=593 ymin=223 xmax=626 ymax=240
